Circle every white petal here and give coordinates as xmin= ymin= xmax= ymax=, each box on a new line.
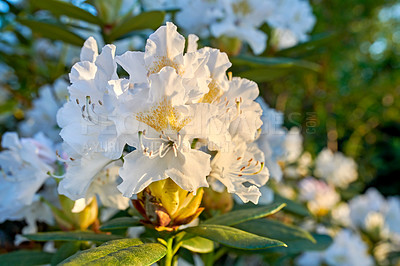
xmin=116 ymin=51 xmax=147 ymax=84
xmin=58 ymin=153 xmax=112 ymax=200
xmin=118 ymin=151 xmax=168 ymax=197
xmin=80 ymin=37 xmax=98 ymax=62
xmin=145 ymin=22 xmax=185 ymax=69
xmin=166 ymin=148 xmax=211 ymax=193
xmin=187 ymin=34 xmax=199 ymax=53
xmin=71 ymin=198 xmax=90 ymax=213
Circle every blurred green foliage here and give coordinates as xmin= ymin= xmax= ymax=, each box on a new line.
xmin=256 ymin=0 xmax=400 ymax=196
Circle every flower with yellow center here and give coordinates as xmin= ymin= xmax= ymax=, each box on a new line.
xmin=116 ymin=22 xmax=211 ymax=102
xmin=116 ymin=67 xmax=223 ymax=197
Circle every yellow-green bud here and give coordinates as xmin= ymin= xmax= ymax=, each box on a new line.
xmin=54 ymin=195 xmax=98 ymax=231
xmin=202 ymin=187 xmax=233 ymax=215
xmin=132 ymin=178 xmax=204 ymax=231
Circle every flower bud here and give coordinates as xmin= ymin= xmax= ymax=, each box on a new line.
xmin=53 ymin=195 xmax=98 ymax=231
xmin=132 ymin=178 xmax=204 ymax=231
xmin=212 ymin=36 xmax=242 ymax=56
xmin=202 ymin=187 xmax=233 ymax=215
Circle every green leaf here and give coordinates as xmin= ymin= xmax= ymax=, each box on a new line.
xmin=184 ymin=224 xmax=286 ymax=250
xmin=277 ymin=32 xmax=336 ymax=56
xmin=181 ymin=236 xmax=214 ymax=253
xmin=204 ymin=203 xmax=286 ymax=226
xmin=267 ymin=233 xmax=332 ymax=254
xmin=60 ymin=238 xmax=167 ymax=265
xmin=234 ymin=219 xmax=315 ymax=244
xmin=51 ymin=242 xmax=82 ymax=266
xmin=231 ymin=55 xmax=321 ymax=72
xmin=0 ymin=250 xmax=53 ymax=265
xmin=24 ymin=231 xmax=123 ymax=242
xmin=237 ymin=68 xmax=290 ymax=82
xmin=18 ymin=19 xmax=85 ymax=46
xmin=100 ymin=217 xmax=141 ymax=231
xmin=273 ymin=194 xmax=310 ymax=217
xmin=107 ymin=11 xmax=165 ymax=42
xmin=30 ymin=0 xmax=102 ymax=25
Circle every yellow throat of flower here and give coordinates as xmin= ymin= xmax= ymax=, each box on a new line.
xmin=232 ymin=0 xmax=252 ymax=16
xmin=136 ymin=96 xmax=191 ymax=132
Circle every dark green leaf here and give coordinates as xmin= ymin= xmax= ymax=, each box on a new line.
xmin=234 ymin=219 xmax=315 ymax=244
xmin=184 ymin=224 xmax=286 ymax=250
xmin=107 ymin=11 xmax=165 ymax=42
xmin=237 ymin=68 xmax=290 ymax=82
xmin=231 ymin=55 xmax=321 ymax=72
xmin=60 ymin=238 xmax=167 ymax=265
xmin=204 ymin=203 xmax=286 ymax=226
xmin=273 ymin=194 xmax=310 ymax=217
xmin=31 ymin=0 xmax=102 ymax=25
xmin=267 ymin=233 xmax=332 ymax=254
xmin=100 ymin=217 xmax=141 ymax=231
xmin=51 ymin=242 xmax=81 ymax=266
xmin=0 ymin=250 xmax=53 ymax=266
xmin=181 ymin=236 xmax=214 ymax=253
xmin=18 ymin=19 xmax=85 ymax=46
xmin=277 ymin=32 xmax=336 ymax=56
xmin=24 ymin=231 xmax=123 ymax=242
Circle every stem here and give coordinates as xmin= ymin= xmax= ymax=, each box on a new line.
xmin=164 ymin=237 xmax=174 ymax=266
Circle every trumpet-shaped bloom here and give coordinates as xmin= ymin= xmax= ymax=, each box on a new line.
xmin=266 ymin=0 xmax=316 ymax=46
xmin=298 ymin=177 xmax=340 ymax=216
xmin=210 ymin=0 xmax=272 ymax=54
xmin=57 ymin=37 xmax=124 ymax=160
xmin=209 ymin=140 xmax=269 ymax=204
xmin=0 ymin=132 xmax=55 ymax=223
xmin=314 ymin=148 xmax=358 ymax=189
xmin=116 ymin=22 xmax=210 ymax=101
xmin=19 ymin=78 xmax=68 ymax=141
xmin=116 ymin=67 xmax=215 ymax=197
xmin=297 ymin=229 xmax=374 ymax=266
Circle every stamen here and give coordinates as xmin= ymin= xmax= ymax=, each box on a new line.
xmin=228 ymin=72 xmax=233 ymax=81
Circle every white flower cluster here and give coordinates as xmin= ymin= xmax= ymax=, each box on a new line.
xmin=173 ymin=0 xmax=316 ymax=54
xmin=297 ymin=229 xmax=374 ymax=266
xmin=347 ymin=188 xmax=400 ymax=241
xmin=19 ymin=79 xmax=68 ymax=142
xmin=0 ymin=132 xmax=55 ymax=234
xmin=314 ymin=148 xmax=358 ymax=189
xmin=57 ymin=22 xmax=269 ymax=206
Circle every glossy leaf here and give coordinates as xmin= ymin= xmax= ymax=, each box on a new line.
xmin=273 ymin=194 xmax=310 ymax=217
xmin=268 ymin=233 xmax=332 ymax=254
xmin=51 ymin=242 xmax=81 ymax=266
xmin=0 ymin=250 xmax=53 ymax=265
xmin=100 ymin=217 xmax=141 ymax=231
xmin=234 ymin=218 xmax=315 ymax=244
xmin=18 ymin=19 xmax=85 ymax=46
xmin=60 ymin=238 xmax=167 ymax=265
xmin=24 ymin=231 xmax=123 ymax=242
xmin=204 ymin=203 xmax=286 ymax=226
xmin=107 ymin=11 xmax=165 ymax=42
xmin=181 ymin=236 xmax=214 ymax=253
xmin=184 ymin=224 xmax=286 ymax=250
xmin=31 ymin=0 xmax=102 ymax=25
